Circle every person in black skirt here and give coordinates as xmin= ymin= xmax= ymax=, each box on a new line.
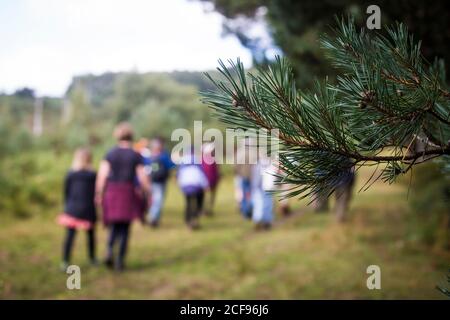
xmin=58 ymin=147 xmax=97 ymax=271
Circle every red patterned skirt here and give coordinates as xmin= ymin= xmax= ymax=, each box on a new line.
xmin=102 ymin=182 xmax=146 ymax=225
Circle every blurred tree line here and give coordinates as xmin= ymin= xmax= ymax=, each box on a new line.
xmin=203 ymin=0 xmax=450 ymax=86
xmin=0 ymin=71 xmax=221 ymax=218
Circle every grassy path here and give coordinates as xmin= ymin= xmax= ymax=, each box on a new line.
xmin=0 ymin=174 xmax=448 ymax=299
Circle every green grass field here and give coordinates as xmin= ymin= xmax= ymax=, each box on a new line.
xmin=0 ymin=170 xmax=448 ymax=299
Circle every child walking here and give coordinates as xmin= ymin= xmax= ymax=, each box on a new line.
xmin=177 ymin=149 xmax=209 ymax=229
xmin=58 ymin=148 xmax=97 ymax=271
xmin=146 ymin=137 xmax=176 ymax=227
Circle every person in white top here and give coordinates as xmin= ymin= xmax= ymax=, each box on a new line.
xmin=251 ymin=155 xmax=276 ymax=230
xmin=177 ymin=149 xmax=209 ymax=229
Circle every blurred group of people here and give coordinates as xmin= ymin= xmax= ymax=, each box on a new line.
xmin=57 ymin=122 xmax=353 ymax=272
xmin=233 ymin=138 xmax=355 ymax=227
xmin=58 ymin=122 xmax=221 ymax=272
xmin=134 ymin=137 xmax=220 ymax=230
xmin=233 ymin=139 xmax=292 ymax=231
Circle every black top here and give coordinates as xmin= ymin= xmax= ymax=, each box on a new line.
xmin=64 ymin=170 xmax=97 ymax=222
xmin=105 ymin=147 xmax=143 ymax=183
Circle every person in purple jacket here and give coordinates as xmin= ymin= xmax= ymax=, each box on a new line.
xmin=96 ymin=122 xmax=151 ymax=271
xmin=201 ymin=143 xmax=220 ymax=216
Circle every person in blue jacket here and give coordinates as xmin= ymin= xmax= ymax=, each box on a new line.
xmin=144 ymin=137 xmax=175 ymax=227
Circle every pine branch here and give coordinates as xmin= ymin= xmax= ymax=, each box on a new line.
xmin=202 ymin=18 xmax=450 ymax=199
xmin=429 ymin=109 xmax=450 ymax=125
xmin=436 ymin=269 xmax=450 ymax=298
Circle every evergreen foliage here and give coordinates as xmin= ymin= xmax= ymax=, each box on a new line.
xmin=437 ymin=269 xmax=450 ymax=297
xmin=202 ymin=19 xmax=450 ymax=199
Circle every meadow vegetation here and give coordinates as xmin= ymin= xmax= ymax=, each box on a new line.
xmin=0 ymin=69 xmax=448 ymax=299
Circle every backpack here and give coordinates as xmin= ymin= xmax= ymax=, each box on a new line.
xmin=150 ymin=157 xmax=169 ymax=183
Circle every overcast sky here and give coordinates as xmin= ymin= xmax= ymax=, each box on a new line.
xmin=0 ymin=0 xmax=253 ymax=96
